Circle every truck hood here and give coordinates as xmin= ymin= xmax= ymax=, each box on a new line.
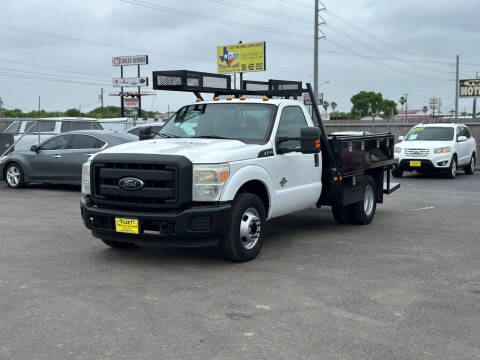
xmin=99 ymin=138 xmax=265 ymax=163
xmin=398 ymin=140 xmax=452 ymax=149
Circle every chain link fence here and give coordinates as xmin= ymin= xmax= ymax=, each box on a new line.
xmin=0 ymin=118 xmax=166 ymax=157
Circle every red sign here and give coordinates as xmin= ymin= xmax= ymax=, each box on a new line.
xmin=124 ymin=98 xmax=139 ymax=108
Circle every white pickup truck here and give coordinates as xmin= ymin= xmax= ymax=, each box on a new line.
xmin=80 ymin=70 xmax=399 ymax=262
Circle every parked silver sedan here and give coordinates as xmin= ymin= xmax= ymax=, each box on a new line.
xmin=0 ymin=130 xmax=137 ymax=188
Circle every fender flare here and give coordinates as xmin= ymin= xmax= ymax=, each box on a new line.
xmin=221 ymin=165 xmax=274 ymax=218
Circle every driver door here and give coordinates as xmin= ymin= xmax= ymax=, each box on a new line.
xmin=29 ymin=135 xmax=71 ymax=180
xmin=271 ymin=106 xmax=321 ymax=218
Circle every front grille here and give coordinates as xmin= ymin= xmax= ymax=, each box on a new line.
xmin=92 ymin=162 xmax=178 ymax=209
xmin=405 ymin=148 xmax=430 ymax=157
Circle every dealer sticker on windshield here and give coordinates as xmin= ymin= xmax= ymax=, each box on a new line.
xmin=115 ymin=218 xmax=139 ymax=234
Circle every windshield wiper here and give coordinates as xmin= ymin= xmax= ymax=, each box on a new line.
xmin=155 ymin=132 xmax=179 ymax=138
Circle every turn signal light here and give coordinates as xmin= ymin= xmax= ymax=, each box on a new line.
xmin=315 ymin=139 xmax=320 ymax=149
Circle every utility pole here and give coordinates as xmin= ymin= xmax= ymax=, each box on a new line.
xmin=473 ymin=71 xmax=478 ymax=120
xmin=38 ymin=96 xmax=41 ymax=115
xmin=239 ymin=41 xmax=243 ymax=90
xmin=404 ymin=93 xmax=408 ymax=121
xmin=100 ymin=88 xmax=104 ymax=118
xmin=313 ymin=0 xmax=326 ymax=100
xmin=455 ymin=55 xmax=459 ymax=120
xmin=0 ymin=97 xmax=3 ymax=118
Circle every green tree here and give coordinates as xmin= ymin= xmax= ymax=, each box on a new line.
xmin=422 ymin=106 xmax=428 ymax=115
xmin=381 ymin=99 xmax=398 ymax=119
xmin=322 ymin=101 xmax=329 ymax=113
xmin=350 ymin=91 xmax=383 ymax=118
xmin=330 ymin=102 xmax=337 ymax=112
xmin=65 ymin=108 xmax=83 ymax=117
xmin=399 ymin=96 xmax=406 ymax=112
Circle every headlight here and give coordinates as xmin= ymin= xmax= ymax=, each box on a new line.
xmin=81 ymin=161 xmax=91 ymax=195
xmin=0 ymin=155 xmax=8 ymax=164
xmin=192 ymin=163 xmax=229 ymax=202
xmin=434 ymin=146 xmax=451 ymax=154
xmin=394 ymin=147 xmax=402 ymax=154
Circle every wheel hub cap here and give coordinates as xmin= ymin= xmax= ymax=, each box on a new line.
xmin=6 ymin=166 xmax=20 ymax=186
xmin=364 ymin=184 xmax=374 ymax=216
xmin=240 ymin=207 xmax=261 ymax=250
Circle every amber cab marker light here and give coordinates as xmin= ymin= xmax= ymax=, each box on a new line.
xmin=214 ymin=96 xmax=220 ymax=101
xmin=226 ymin=96 xmax=233 ymax=101
xmin=240 ymin=95 xmax=246 ymax=100
xmin=315 ymin=139 xmax=320 ymax=148
xmin=263 ymin=96 xmax=269 ymax=101
xmin=333 ymin=176 xmax=339 ymax=182
xmin=196 ymin=98 xmax=202 ymax=102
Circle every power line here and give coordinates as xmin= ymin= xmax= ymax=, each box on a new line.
xmin=119 ymin=0 xmax=310 ymax=38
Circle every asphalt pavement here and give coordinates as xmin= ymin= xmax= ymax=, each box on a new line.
xmin=0 ymin=172 xmax=479 ymax=360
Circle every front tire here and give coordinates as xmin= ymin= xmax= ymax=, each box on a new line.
xmin=350 ymin=176 xmax=377 ymax=225
xmin=5 ymin=163 xmax=25 ymax=188
xmin=464 ymin=154 xmax=475 ymax=175
xmin=222 ymin=193 xmax=266 ymax=262
xmin=332 ymin=204 xmax=352 ymax=224
xmin=445 ymin=155 xmax=457 ymax=179
xmin=392 ymin=168 xmax=403 ymax=178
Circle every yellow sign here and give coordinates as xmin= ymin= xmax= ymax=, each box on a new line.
xmin=115 ymin=218 xmax=139 ymax=234
xmin=217 ymin=42 xmax=266 ymax=74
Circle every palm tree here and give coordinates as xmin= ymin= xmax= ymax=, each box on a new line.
xmin=322 ymin=101 xmax=329 ymax=114
xmin=330 ymin=102 xmax=337 ymax=112
xmin=399 ymin=96 xmax=406 ymax=112
xmin=422 ymin=106 xmax=428 ymax=115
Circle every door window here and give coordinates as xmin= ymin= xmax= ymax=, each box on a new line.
xmin=61 ymin=121 xmax=103 ymax=132
xmin=276 ymin=106 xmax=308 ymax=150
xmin=25 ymin=121 xmax=56 ymax=133
xmin=40 ymin=135 xmax=70 ymax=150
xmin=70 ymin=134 xmax=106 ymax=149
xmin=464 ymin=126 xmax=472 ymax=139
xmin=5 ymin=121 xmax=21 ymax=134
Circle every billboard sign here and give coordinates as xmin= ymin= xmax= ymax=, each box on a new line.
xmin=217 ymin=42 xmax=266 ymax=74
xmin=124 ymin=98 xmax=139 ymax=108
xmin=112 ymin=55 xmax=148 ymax=67
xmin=113 ymin=77 xmax=149 ymax=87
xmin=459 ymin=79 xmax=480 ymax=97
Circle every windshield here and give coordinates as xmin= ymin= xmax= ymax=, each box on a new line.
xmin=406 ymin=127 xmax=454 ymax=141
xmin=158 ymin=103 xmax=277 ymax=144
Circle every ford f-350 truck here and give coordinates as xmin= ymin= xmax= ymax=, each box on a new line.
xmin=80 ymin=70 xmax=399 ymax=262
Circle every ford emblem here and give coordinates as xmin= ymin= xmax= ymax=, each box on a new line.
xmin=118 ymin=177 xmax=144 ymax=191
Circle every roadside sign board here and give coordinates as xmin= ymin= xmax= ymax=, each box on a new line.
xmin=216 ymin=42 xmax=266 ymax=74
xmin=459 ymin=79 xmax=480 ymax=97
xmin=304 ymin=93 xmax=323 ymax=105
xmin=113 ymin=77 xmax=149 ymax=87
xmin=112 ymin=55 xmax=148 ymax=66
xmin=429 ymin=97 xmax=440 ymax=108
xmin=124 ymin=98 xmax=139 ymax=108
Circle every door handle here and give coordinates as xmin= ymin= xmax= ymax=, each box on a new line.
xmin=53 ymin=155 xmax=62 ymax=158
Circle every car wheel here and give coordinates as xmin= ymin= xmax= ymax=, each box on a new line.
xmin=222 ymin=193 xmax=266 ymax=262
xmin=351 ymin=176 xmax=377 ymax=225
xmin=463 ymin=154 xmax=475 ymax=175
xmin=332 ymin=204 xmax=352 ymax=224
xmin=5 ymin=163 xmax=25 ymax=188
xmin=445 ymin=155 xmax=457 ymax=179
xmin=392 ymin=168 xmax=403 ymax=178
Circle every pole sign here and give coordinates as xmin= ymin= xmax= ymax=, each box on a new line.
xmin=124 ymin=98 xmax=139 ymax=108
xmin=112 ymin=55 xmax=148 ymax=67
xmin=113 ymin=77 xmax=149 ymax=87
xmin=216 ymin=41 xmax=266 ymax=74
xmin=459 ymin=79 xmax=480 ymax=97
xmin=304 ymin=93 xmax=323 ymax=105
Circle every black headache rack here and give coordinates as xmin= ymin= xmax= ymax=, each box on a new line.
xmin=152 ymin=70 xmax=399 ymax=206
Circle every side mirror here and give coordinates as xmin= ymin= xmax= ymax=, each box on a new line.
xmin=457 ymin=135 xmax=467 ymax=142
xmin=300 ymin=127 xmax=321 ymax=154
xmin=30 ymin=145 xmax=39 ymax=152
xmin=138 ymin=126 xmax=153 ymax=141
xmin=398 ymin=135 xmax=405 ymax=141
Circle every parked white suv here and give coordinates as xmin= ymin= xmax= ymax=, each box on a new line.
xmin=393 ymin=123 xmax=476 ymax=178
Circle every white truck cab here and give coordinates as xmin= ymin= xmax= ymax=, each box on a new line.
xmin=81 ymin=70 xmax=399 ymax=262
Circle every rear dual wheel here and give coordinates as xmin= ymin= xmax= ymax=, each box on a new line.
xmin=331 ymin=176 xmax=377 ymax=225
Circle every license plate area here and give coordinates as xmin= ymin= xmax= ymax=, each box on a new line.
xmin=115 ymin=218 xmax=139 ymax=234
xmin=410 ymin=161 xmax=421 ymax=167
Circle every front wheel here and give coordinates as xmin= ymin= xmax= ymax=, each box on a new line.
xmin=464 ymin=154 xmax=476 ymax=175
xmin=222 ymin=193 xmax=266 ymax=262
xmin=350 ymin=176 xmax=377 ymax=225
xmin=392 ymin=168 xmax=403 ymax=178
xmin=445 ymin=156 xmax=457 ymax=179
xmin=5 ymin=163 xmax=25 ymax=188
